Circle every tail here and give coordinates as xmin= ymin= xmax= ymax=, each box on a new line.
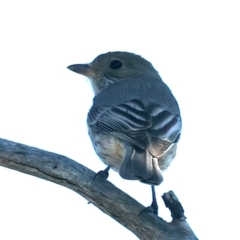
xmin=119 ymin=145 xmax=163 ymax=185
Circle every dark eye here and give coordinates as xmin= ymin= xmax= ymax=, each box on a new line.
xmin=109 ymin=60 xmax=123 ymax=69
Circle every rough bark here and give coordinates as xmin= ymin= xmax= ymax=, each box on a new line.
xmin=0 ymin=138 xmax=198 ymax=240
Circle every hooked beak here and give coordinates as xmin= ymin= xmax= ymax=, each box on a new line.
xmin=67 ymin=64 xmax=97 ymax=78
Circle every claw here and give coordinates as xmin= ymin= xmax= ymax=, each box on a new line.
xmin=93 ymin=165 xmax=111 ymax=180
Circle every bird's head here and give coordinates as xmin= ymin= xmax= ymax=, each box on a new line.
xmin=67 ymin=51 xmax=160 ymax=94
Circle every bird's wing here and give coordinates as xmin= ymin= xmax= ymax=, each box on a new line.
xmin=87 ymin=99 xmax=181 ymax=152
xmin=147 ymin=103 xmax=181 ymax=157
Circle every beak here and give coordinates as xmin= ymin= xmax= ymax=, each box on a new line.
xmin=67 ymin=64 xmax=97 ymax=78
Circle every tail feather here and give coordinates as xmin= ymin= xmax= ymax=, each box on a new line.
xmin=119 ymin=145 xmax=139 ymax=180
xmin=140 ymin=157 xmax=163 ymax=185
xmin=131 ymin=147 xmax=152 ymax=179
xmin=119 ymin=145 xmax=163 ymax=185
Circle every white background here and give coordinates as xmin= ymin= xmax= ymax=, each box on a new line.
xmin=0 ymin=1 xmax=239 ymax=239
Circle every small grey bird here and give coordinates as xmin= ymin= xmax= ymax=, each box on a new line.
xmin=68 ymin=52 xmax=182 ymax=214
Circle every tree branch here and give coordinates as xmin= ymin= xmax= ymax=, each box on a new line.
xmin=0 ymin=138 xmax=198 ymax=240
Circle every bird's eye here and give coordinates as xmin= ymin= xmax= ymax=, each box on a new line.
xmin=109 ymin=60 xmax=123 ymax=69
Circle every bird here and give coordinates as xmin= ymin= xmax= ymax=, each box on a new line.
xmin=67 ymin=52 xmax=182 ymax=214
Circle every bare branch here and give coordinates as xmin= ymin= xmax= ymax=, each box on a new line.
xmin=0 ymin=138 xmax=198 ymax=240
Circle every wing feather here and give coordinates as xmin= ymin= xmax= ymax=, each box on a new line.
xmin=88 ymin=99 xmax=181 ymax=154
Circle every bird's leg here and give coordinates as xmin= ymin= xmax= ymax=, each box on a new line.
xmin=138 ymin=185 xmax=158 ymax=216
xmin=150 ymin=185 xmax=158 ymax=215
xmin=94 ymin=165 xmax=111 ymax=180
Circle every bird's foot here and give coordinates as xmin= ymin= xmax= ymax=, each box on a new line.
xmin=139 ymin=185 xmax=158 ymax=216
xmin=139 ymin=199 xmax=158 ymax=216
xmin=88 ymin=166 xmax=111 ymax=205
xmin=93 ymin=165 xmax=111 ymax=180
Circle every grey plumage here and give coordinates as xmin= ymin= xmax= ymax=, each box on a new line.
xmin=68 ymin=52 xmax=182 ymax=186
